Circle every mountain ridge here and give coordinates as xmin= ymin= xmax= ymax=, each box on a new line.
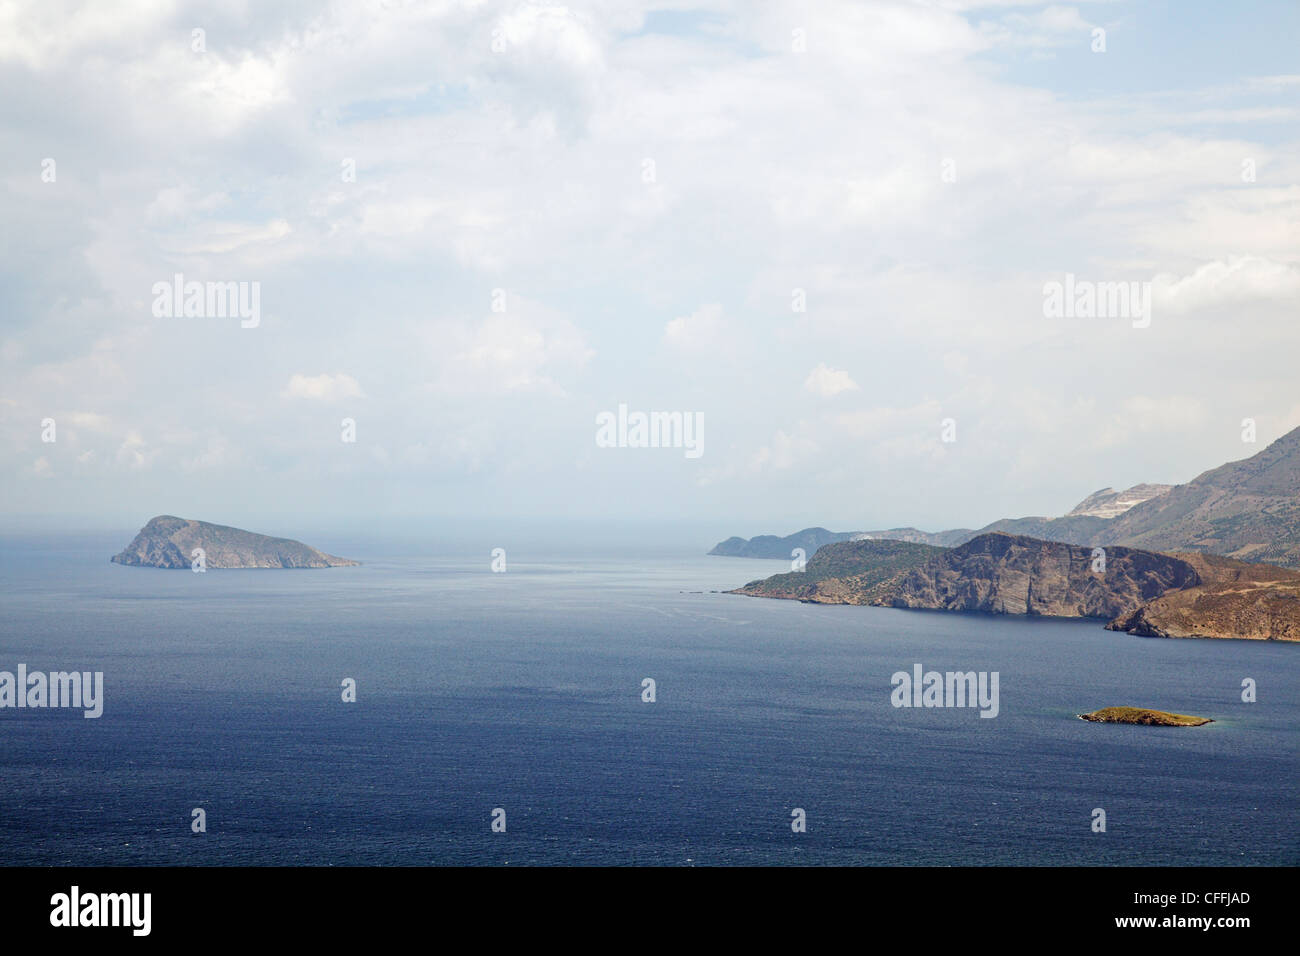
xmin=712 ymin=426 xmax=1300 ymax=569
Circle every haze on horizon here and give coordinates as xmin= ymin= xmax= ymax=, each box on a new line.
xmin=2 ymin=0 xmax=1298 ymax=537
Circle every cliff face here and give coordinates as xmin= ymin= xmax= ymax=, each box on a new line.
xmin=875 ymin=533 xmax=1200 ymax=619
xmin=1106 ymin=553 xmax=1300 ymax=640
xmin=111 ymin=516 xmax=358 ymax=569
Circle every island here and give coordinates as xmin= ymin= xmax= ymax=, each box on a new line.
xmin=1078 ymin=707 xmax=1213 ymax=727
xmin=110 ymin=515 xmax=358 ymax=569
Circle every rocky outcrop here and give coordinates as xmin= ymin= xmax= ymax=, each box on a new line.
xmin=874 ymin=533 xmax=1199 ymax=619
xmin=1066 ymin=483 xmax=1173 ymax=519
xmin=111 ymin=515 xmax=358 ymax=569
xmin=1105 ymin=553 xmax=1300 ymax=640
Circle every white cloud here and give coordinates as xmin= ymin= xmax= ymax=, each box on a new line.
xmin=2 ymin=1 xmax=1297 ymax=526
xmin=804 ymin=363 xmax=860 ymax=398
xmin=1153 ymin=257 xmax=1300 ymax=315
xmin=283 ymin=373 xmax=365 ymax=402
xmin=750 ymin=428 xmax=819 ymax=473
xmin=422 ymin=303 xmax=594 ymax=394
xmin=664 ymin=304 xmax=727 ymax=352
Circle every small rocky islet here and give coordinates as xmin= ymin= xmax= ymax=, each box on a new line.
xmin=1078 ymin=707 xmax=1213 ymax=727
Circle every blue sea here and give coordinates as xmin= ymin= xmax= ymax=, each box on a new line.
xmin=1 ymin=532 xmax=1296 ymax=866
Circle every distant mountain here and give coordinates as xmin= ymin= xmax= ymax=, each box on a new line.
xmin=709 ymin=525 xmax=969 ymax=558
xmin=1095 ymin=426 xmax=1300 ymax=568
xmin=711 ymin=428 xmax=1300 ymax=568
xmin=1067 ymin=483 xmax=1173 ymax=519
xmin=111 ymin=515 xmax=358 ymax=569
xmin=851 ymin=527 xmax=975 ymax=547
xmin=972 ymin=514 xmax=1110 ymax=546
xmin=708 ymin=527 xmax=860 ymax=558
xmin=710 ymin=482 xmax=1161 ymax=559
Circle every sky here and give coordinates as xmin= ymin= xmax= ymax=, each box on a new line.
xmin=2 ymin=0 xmax=1298 ymax=539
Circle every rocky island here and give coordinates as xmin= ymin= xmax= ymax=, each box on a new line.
xmin=1078 ymin=707 xmax=1213 ymax=727
xmin=111 ymin=515 xmax=358 ymax=569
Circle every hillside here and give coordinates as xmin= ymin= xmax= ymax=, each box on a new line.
xmin=729 ymin=539 xmax=945 ymax=604
xmin=1096 ymin=426 xmax=1300 ymax=567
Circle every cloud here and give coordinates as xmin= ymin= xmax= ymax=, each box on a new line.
xmin=664 ymin=304 xmax=727 ymax=352
xmin=114 ymin=432 xmax=153 ymax=470
xmin=1153 ymin=257 xmax=1300 ymax=315
xmin=283 ymin=373 xmax=365 ymax=402
xmin=750 ymin=428 xmax=819 ymax=473
xmin=2 ymin=1 xmax=1297 ymax=527
xmin=804 ymin=363 xmax=860 ymax=398
xmin=422 ymin=302 xmax=595 ymax=395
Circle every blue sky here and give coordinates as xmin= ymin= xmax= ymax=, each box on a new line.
xmin=2 ymin=0 xmax=1297 ymax=537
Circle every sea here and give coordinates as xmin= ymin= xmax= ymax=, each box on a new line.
xmin=1 ymin=530 xmax=1296 ymax=866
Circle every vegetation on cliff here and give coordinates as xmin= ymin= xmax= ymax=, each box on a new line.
xmin=729 ymin=539 xmax=944 ymax=603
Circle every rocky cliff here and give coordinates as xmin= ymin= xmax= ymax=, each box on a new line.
xmin=111 ymin=515 xmax=358 ymax=569
xmin=1106 ymin=552 xmax=1300 ymax=640
xmin=874 ymin=533 xmax=1199 ymax=619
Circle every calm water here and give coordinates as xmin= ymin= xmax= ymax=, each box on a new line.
xmin=1 ymin=532 xmax=1296 ymax=866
